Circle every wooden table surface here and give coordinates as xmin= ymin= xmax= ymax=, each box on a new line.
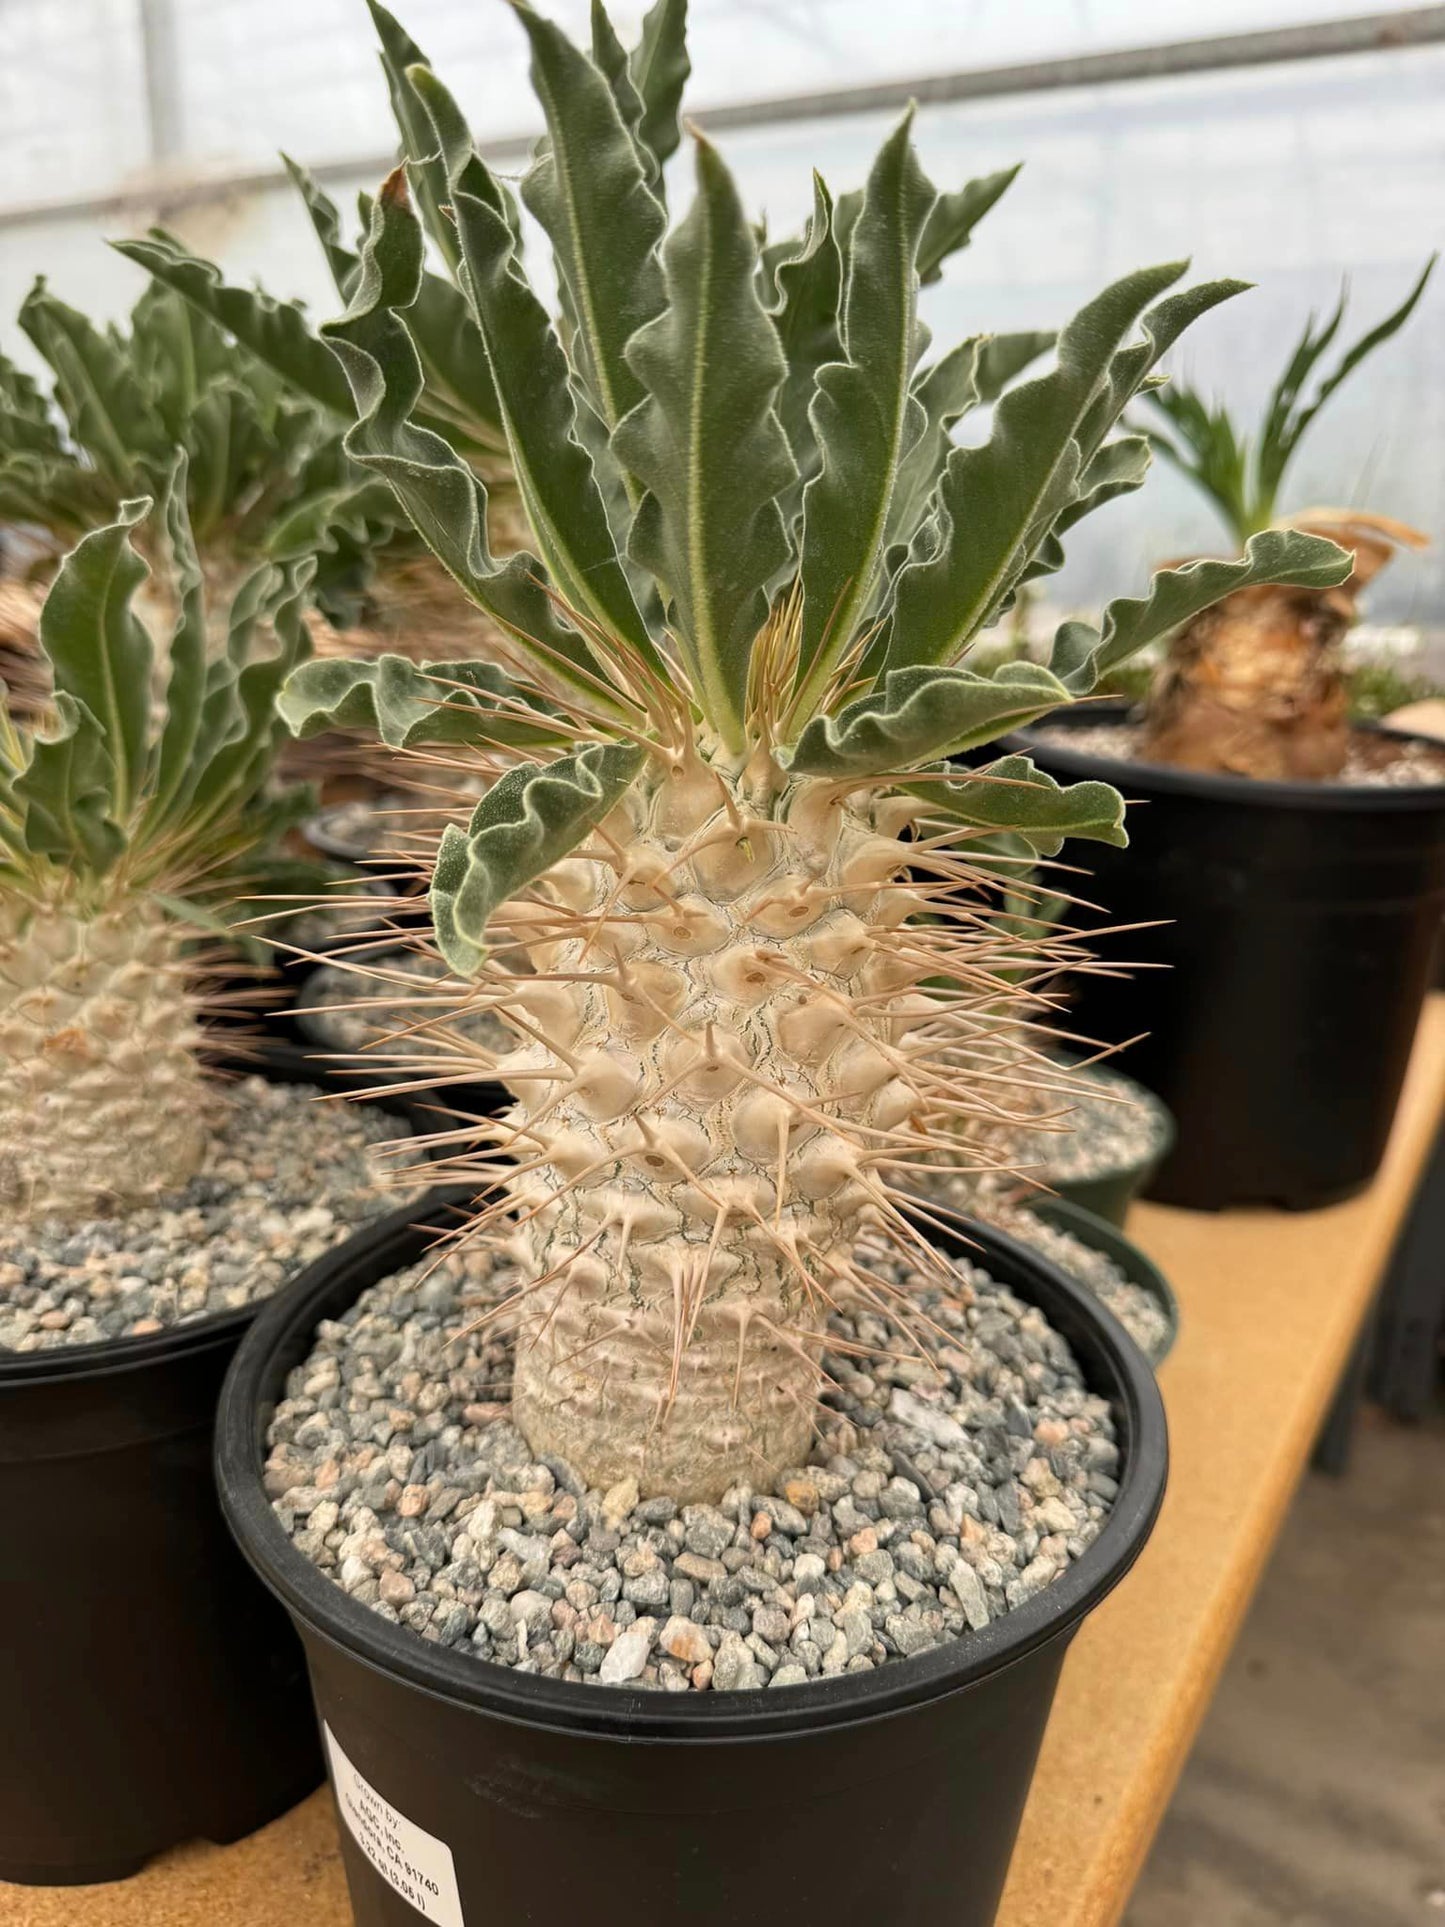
xmin=7 ymin=997 xmax=1445 ymax=1927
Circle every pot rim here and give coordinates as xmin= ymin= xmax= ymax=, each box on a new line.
xmin=0 ymin=1041 xmax=430 ymax=1390
xmin=215 ymin=1193 xmax=1168 ymax=1743
xmin=1009 ymin=703 xmax=1445 ymax=813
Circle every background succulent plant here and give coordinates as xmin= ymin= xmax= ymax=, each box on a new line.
xmin=0 ymin=280 xmax=399 ymax=641
xmin=276 ymin=0 xmax=1347 ymax=1500
xmin=1135 ymin=260 xmax=1436 ymax=776
xmin=0 ymin=463 xmax=312 ymax=1221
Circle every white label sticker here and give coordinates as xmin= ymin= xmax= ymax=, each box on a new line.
xmin=324 ymin=1724 xmax=465 ymax=1927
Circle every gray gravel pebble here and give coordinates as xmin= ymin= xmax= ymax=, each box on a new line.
xmin=267 ymin=1233 xmax=1119 ymax=1692
xmin=908 ymin=1172 xmax=1172 ymax=1362
xmin=970 ymin=1059 xmax=1166 ymax=1186
xmin=0 ymin=1078 xmax=411 ymax=1352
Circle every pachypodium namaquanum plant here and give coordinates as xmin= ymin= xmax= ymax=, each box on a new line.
xmin=0 ymin=461 xmax=312 ymax=1220
xmin=1136 ymin=258 xmax=1436 ymax=777
xmin=280 ymin=0 xmax=1350 ymax=1502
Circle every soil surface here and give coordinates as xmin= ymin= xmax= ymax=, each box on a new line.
xmin=267 ymin=1235 xmax=1120 ymax=1692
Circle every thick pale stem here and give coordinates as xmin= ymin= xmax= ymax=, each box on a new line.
xmin=1141 ymin=581 xmax=1354 ymax=780
xmin=511 ymin=1209 xmax=822 ymax=1504
xmin=0 ymin=901 xmax=208 ymax=1222
xmin=477 ymin=761 xmax=930 ymax=1502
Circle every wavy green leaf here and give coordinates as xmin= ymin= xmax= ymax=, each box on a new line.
xmin=916 ymin=164 xmax=1020 ymax=284
xmin=283 ymin=155 xmax=363 ymax=300
xmin=432 ymin=742 xmax=645 ymax=975
xmin=13 ymin=692 xmax=123 ymax=871
xmin=411 ymin=66 xmax=656 ymax=668
xmin=974 ymin=330 xmax=1058 ymax=407
xmin=0 ymin=451 xmax=116 ymax=536
xmin=613 ymin=136 xmax=796 ymax=748
xmin=183 ymin=559 xmax=314 ymax=831
xmin=128 ymin=283 xmax=231 ymax=442
xmin=1073 ymin=277 xmax=1248 ymax=479
xmin=590 ymin=3 xmax=650 ymax=172
xmin=629 ymin=0 xmax=689 ymax=172
xmin=511 ymin=0 xmax=667 ymax=443
xmin=0 ymin=402 xmax=67 ymax=462
xmin=767 ymin=174 xmax=843 ymax=490
xmin=902 ymin=753 xmax=1126 ymax=854
xmin=366 ymin=0 xmax=461 ymax=279
xmin=791 ymin=114 xmax=934 ymax=718
xmin=37 ymin=499 xmax=154 ymax=816
xmin=19 ymin=281 xmax=168 ymax=488
xmin=320 ymin=170 xmax=618 ymax=706
xmin=787 ymin=661 xmax=1069 ymax=779
xmin=880 ymin=330 xmax=1055 ymax=576
xmin=884 ymin=344 xmax=979 ymax=553
xmin=280 ymin=653 xmax=570 ymax=752
xmin=0 ymin=348 xmax=51 ymax=426
xmin=1049 ymin=528 xmax=1353 ymax=693
xmin=263 ymin=470 xmax=399 ymax=566
xmin=113 ymin=232 xmax=356 ymax=419
xmin=882 ymin=262 xmax=1196 ymax=673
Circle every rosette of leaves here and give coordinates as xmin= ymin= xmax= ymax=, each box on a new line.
xmin=1134 ymin=260 xmax=1436 ymax=776
xmin=0 ymin=279 xmax=397 ymax=675
xmin=115 ymin=0 xmax=1048 ymax=660
xmin=0 ymin=461 xmax=313 ymax=1221
xmin=277 ymin=1 xmax=1347 ymax=1502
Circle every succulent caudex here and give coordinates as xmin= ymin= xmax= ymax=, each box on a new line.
xmin=0 ymin=465 xmax=311 ymax=1220
xmin=280 ymin=0 xmax=1347 ymax=1500
xmin=1137 ymin=261 xmax=1435 ymax=777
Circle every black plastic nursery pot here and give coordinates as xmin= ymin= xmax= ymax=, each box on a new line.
xmin=216 ymin=1196 xmax=1167 ymax=1927
xmin=0 ymin=1045 xmax=428 ymax=1886
xmin=1010 ymin=704 xmax=1445 ymax=1211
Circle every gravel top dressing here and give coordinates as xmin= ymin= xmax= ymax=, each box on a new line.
xmin=910 ymin=1172 xmax=1171 ymax=1362
xmin=266 ymin=1241 xmax=1120 ymax=1693
xmin=1035 ymin=719 xmax=1445 ymax=787
xmin=0 ymin=1077 xmax=410 ymax=1353
xmin=987 ymin=1060 xmax=1166 ymax=1185
xmin=298 ymin=947 xmax=513 ymax=1059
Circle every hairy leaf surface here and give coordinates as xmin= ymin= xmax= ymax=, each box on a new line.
xmin=432 ymin=742 xmax=645 ymax=974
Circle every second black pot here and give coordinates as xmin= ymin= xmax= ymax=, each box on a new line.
xmin=216 ymin=1198 xmax=1166 ymax=1927
xmin=1010 ymin=705 xmax=1445 ymax=1210
xmin=0 ymin=1046 xmax=429 ymax=1885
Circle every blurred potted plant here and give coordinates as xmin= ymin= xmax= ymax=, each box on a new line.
xmin=215 ymin=7 xmax=1340 ymax=1925
xmin=1006 ymin=265 xmax=1445 ymax=1208
xmin=0 ymin=475 xmax=422 ymax=1883
xmin=0 ymin=280 xmax=400 ymax=675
